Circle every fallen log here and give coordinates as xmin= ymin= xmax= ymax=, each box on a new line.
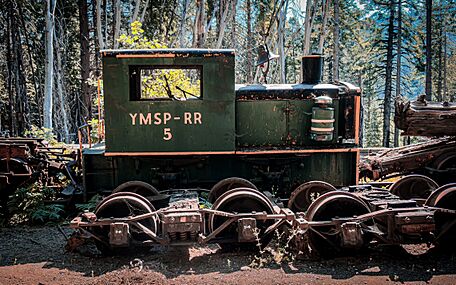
xmin=359 ymin=137 xmax=456 ymax=180
xmin=395 ymin=95 xmax=456 ymax=136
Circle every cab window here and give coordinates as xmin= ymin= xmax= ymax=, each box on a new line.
xmin=130 ymin=66 xmax=202 ymax=101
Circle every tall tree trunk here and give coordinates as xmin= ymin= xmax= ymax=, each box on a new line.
xmin=443 ymin=16 xmax=448 ymax=101
xmin=425 ymin=0 xmax=432 ymax=100
xmin=246 ymin=0 xmax=253 ymax=83
xmin=44 ymin=0 xmax=56 ymax=129
xmin=332 ymin=0 xmax=340 ymax=81
xmin=79 ymin=0 xmax=91 ymax=122
xmin=394 ymin=0 xmax=402 ymax=147
xmin=303 ymin=0 xmax=317 ymax=54
xmin=382 ymin=1 xmax=395 ymax=147
xmin=195 ymin=0 xmax=206 ymax=47
xmin=317 ymin=0 xmax=330 ymax=54
xmin=113 ymin=0 xmax=121 ymax=48
xmin=436 ymin=14 xmax=443 ymax=101
xmin=132 ymin=0 xmax=141 ymax=22
xmin=140 ymin=0 xmax=149 ymax=22
xmin=231 ymin=0 xmax=236 ymax=48
xmin=18 ymin=1 xmax=42 ymax=127
xmin=215 ymin=0 xmax=231 ymax=48
xmin=6 ymin=4 xmax=16 ymax=136
xmin=96 ymin=0 xmax=104 ymax=49
xmin=55 ymin=32 xmax=70 ymax=143
xmin=278 ymin=0 xmax=289 ymax=83
xmin=178 ymin=0 xmax=190 ymax=47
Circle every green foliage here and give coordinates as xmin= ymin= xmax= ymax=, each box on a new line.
xmin=117 ymin=21 xmax=167 ymax=50
xmin=7 ymin=182 xmax=65 ymax=225
xmin=117 ymin=21 xmax=200 ymax=100
xmin=24 ymin=125 xmax=58 ymax=145
xmin=75 ymin=194 xmax=102 ymax=212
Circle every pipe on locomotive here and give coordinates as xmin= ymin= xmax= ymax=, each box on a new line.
xmin=301 ymin=54 xmax=324 ymax=84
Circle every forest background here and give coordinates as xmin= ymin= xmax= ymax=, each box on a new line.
xmin=0 ymin=0 xmax=455 ymax=147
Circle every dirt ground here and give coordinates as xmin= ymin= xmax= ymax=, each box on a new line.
xmin=0 ymin=226 xmax=455 ymax=285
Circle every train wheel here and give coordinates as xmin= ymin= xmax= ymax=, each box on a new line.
xmin=306 ymin=192 xmax=371 ymax=257
xmin=288 ymin=181 xmax=336 ymax=212
xmin=209 ymin=187 xmax=275 ymax=251
xmin=112 ymin=181 xmax=159 ymax=198
xmin=93 ymin=192 xmax=158 ymax=255
xmin=389 ymin=174 xmax=438 ymax=201
xmin=425 ymin=186 xmax=456 ymax=248
xmin=208 ymin=177 xmax=258 ymax=204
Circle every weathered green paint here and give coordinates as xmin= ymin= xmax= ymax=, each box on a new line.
xmin=83 ymin=49 xmax=362 ymax=201
xmin=236 ymin=99 xmax=339 ymax=146
xmin=103 ymin=50 xmax=235 ymax=153
xmin=83 ymin=151 xmax=358 ymax=197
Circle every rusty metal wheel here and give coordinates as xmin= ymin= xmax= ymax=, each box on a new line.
xmin=288 ymin=181 xmax=337 ymax=212
xmin=93 ymin=192 xmax=158 ymax=254
xmin=425 ymin=183 xmax=456 ymax=207
xmin=208 ymin=187 xmax=275 ymax=250
xmin=208 ymin=177 xmax=258 ymax=204
xmin=112 ymin=181 xmax=159 ymax=198
xmin=425 ymin=186 xmax=456 ymax=248
xmin=389 ymin=174 xmax=438 ymax=201
xmin=306 ymin=191 xmax=371 ymax=257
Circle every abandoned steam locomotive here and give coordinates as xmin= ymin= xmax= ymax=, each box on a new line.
xmin=68 ymin=49 xmax=456 ymax=256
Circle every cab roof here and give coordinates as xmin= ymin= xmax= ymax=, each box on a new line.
xmin=101 ymin=49 xmax=235 ymax=57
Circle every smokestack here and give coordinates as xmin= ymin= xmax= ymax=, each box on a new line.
xmin=301 ymin=54 xmax=324 ymax=84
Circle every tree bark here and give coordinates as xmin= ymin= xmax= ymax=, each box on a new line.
xmin=178 ymin=0 xmax=190 ymax=47
xmin=278 ymin=0 xmax=289 ymax=83
xmin=303 ymin=0 xmax=317 ymax=55
xmin=132 ymin=0 xmax=141 ymax=22
xmin=215 ymin=0 xmax=231 ymax=48
xmin=96 ymin=0 xmax=104 ymax=50
xmin=79 ymin=0 xmax=91 ymax=122
xmin=246 ymin=0 xmax=253 ymax=83
xmin=394 ymin=0 xmax=402 ymax=147
xmin=55 ymin=29 xmax=70 ymax=143
xmin=113 ymin=0 xmax=121 ymax=48
xmin=44 ymin=0 xmax=56 ymax=129
xmin=382 ymin=0 xmax=395 ymax=147
xmin=332 ymin=0 xmax=340 ymax=81
xmin=317 ymin=0 xmax=330 ymax=54
xmin=140 ymin=0 xmax=149 ymax=22
xmin=425 ymin=0 xmax=432 ymax=100
xmin=231 ymin=0 xmax=236 ymax=48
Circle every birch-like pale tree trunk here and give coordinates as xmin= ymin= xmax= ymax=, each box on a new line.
xmin=278 ymin=0 xmax=289 ymax=83
xmin=113 ymin=0 xmax=121 ymax=48
xmin=303 ymin=0 xmax=317 ymax=55
xmin=96 ymin=0 xmax=104 ymax=49
xmin=43 ymin=0 xmax=56 ymax=129
xmin=178 ymin=0 xmax=190 ymax=47
xmin=215 ymin=0 xmax=232 ymax=48
xmin=54 ymin=30 xmax=70 ymax=143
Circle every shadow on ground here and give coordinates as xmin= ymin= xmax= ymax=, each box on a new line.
xmin=1 ymin=225 xmax=455 ymax=283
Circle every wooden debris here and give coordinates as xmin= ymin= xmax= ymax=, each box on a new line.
xmin=395 ymin=95 xmax=456 ymax=136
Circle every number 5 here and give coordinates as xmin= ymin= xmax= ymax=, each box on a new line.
xmin=163 ymin=128 xmax=172 ymax=141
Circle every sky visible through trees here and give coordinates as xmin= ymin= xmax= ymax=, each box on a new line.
xmin=0 ymin=0 xmax=454 ymax=147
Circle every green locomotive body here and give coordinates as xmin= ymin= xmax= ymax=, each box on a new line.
xmin=83 ymin=49 xmax=361 ymax=201
xmin=70 ymin=49 xmax=456 ymax=256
